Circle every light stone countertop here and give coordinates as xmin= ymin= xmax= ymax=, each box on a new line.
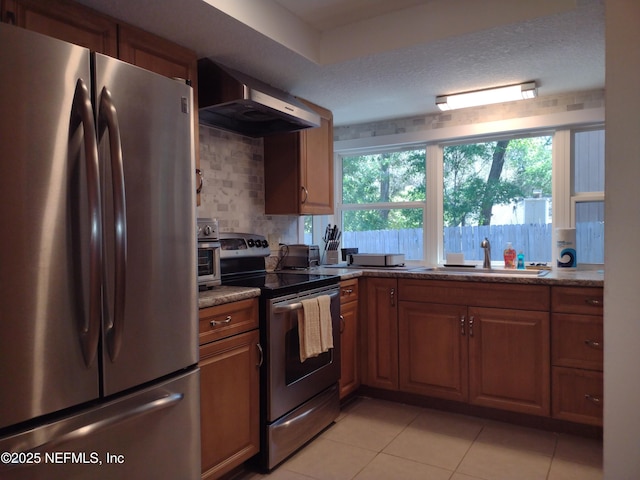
xmin=309 ymin=265 xmax=604 ymax=287
xmin=198 ymin=285 xmax=261 ymax=309
xmin=198 ymin=266 xmax=603 ymax=309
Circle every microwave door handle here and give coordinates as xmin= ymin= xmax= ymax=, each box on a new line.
xmin=98 ymin=86 xmax=127 ymax=362
xmin=71 ymin=79 xmax=102 ymax=368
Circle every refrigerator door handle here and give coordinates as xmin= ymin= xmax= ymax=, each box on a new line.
xmin=98 ymin=86 xmax=127 ymax=362
xmin=70 ymin=78 xmax=102 ymax=368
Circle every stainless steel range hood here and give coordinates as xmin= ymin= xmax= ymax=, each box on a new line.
xmin=197 ymin=59 xmax=321 ymax=137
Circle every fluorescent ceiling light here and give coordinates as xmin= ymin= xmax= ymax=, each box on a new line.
xmin=436 ymin=82 xmax=537 ymax=111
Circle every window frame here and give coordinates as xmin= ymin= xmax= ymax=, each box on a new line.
xmin=334 ymin=147 xmax=428 ymax=261
xmin=333 ymin=111 xmax=604 ymax=267
xmin=570 ymin=125 xmax=605 ymax=265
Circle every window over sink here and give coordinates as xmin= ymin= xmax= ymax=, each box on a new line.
xmin=330 ymin=124 xmax=604 ymax=267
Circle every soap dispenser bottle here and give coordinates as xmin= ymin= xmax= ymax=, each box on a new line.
xmin=504 ymin=242 xmax=516 ymax=268
xmin=517 ymin=251 xmax=525 ymax=270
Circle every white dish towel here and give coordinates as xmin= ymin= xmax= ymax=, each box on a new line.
xmin=298 ymin=295 xmax=333 ymax=362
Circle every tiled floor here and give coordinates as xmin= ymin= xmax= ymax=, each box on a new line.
xmin=241 ymin=397 xmax=602 ymax=480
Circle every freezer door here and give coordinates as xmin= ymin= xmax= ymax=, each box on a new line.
xmin=94 ymin=54 xmax=198 ymax=395
xmin=0 ymin=369 xmax=201 ymax=480
xmin=0 ymin=24 xmax=101 ymax=429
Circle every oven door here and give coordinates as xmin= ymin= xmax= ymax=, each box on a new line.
xmin=265 ymin=285 xmax=341 ymax=422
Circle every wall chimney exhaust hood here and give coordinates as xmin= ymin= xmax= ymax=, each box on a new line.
xmin=197 ymin=59 xmax=321 ymax=137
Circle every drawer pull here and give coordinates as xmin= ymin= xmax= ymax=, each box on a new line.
xmin=584 ymin=394 xmax=602 ymax=406
xmin=342 ymin=288 xmax=354 ymax=295
xmin=210 ymin=315 xmax=232 ymax=327
xmin=585 ymin=298 xmax=602 ymax=306
xmin=584 ymin=339 xmax=603 ymax=349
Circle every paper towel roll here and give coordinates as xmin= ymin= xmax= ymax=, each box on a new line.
xmin=556 ymin=228 xmax=577 ymax=268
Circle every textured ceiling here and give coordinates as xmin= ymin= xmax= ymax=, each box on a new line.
xmin=74 ymin=0 xmax=605 ymax=126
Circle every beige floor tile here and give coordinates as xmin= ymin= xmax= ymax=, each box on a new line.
xmin=382 ymin=409 xmax=484 ymax=470
xmin=554 ymin=434 xmax=603 ymax=468
xmin=547 ymin=457 xmax=603 ymax=480
xmin=244 ymin=469 xmax=317 ymax=480
xmin=321 ymin=398 xmax=422 ymax=452
xmin=457 ymin=442 xmax=552 ymax=480
xmin=353 ymin=453 xmax=453 ymax=480
xmin=281 ymin=437 xmax=377 ymax=480
xmin=474 ymin=421 xmax=557 ymax=456
xmin=449 ymin=474 xmax=486 ymax=480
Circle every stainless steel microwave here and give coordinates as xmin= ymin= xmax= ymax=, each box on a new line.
xmin=198 ymin=240 xmax=221 ymax=289
xmin=197 ymin=218 xmax=221 ymax=290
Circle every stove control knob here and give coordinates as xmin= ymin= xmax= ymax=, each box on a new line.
xmin=203 ymin=225 xmax=212 ymax=236
xmin=261 ymin=240 xmax=269 ymax=248
xmin=253 ymin=239 xmax=261 ymax=247
xmin=247 ymin=239 xmax=255 ymax=247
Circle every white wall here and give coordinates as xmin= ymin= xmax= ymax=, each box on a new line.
xmin=603 ymin=1 xmax=640 ymax=478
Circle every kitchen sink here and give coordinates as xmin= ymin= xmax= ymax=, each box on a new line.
xmin=411 ymin=266 xmax=549 ymax=277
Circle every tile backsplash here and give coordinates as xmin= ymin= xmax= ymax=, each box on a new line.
xmin=196 ymin=126 xmax=299 ymax=249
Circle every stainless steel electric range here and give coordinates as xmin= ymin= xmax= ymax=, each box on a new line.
xmin=219 ymin=233 xmax=341 ymax=470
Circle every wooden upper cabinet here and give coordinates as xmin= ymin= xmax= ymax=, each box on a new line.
xmin=3 ymin=0 xmax=117 ymax=55
xmin=3 ymin=0 xmax=202 ymax=205
xmin=118 ymin=24 xmax=197 ymax=84
xmin=264 ymin=100 xmax=334 ymax=215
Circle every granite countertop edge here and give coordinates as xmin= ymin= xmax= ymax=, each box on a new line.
xmin=198 ymin=267 xmax=603 ymax=309
xmin=198 ymin=285 xmax=261 ymax=309
xmin=311 ymin=266 xmax=604 ymax=287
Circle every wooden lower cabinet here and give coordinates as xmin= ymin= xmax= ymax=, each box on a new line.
xmin=399 ymin=302 xmax=468 ymax=402
xmin=552 ymin=367 xmax=603 ymax=426
xmin=394 ymin=279 xmax=551 ymax=416
xmin=199 ymin=299 xmax=260 ymax=480
xmin=398 ymin=301 xmax=550 ymax=416
xmin=339 ymin=279 xmax=360 ymax=399
xmin=551 ymin=286 xmax=603 ymax=426
xmin=468 ymin=307 xmax=550 ymax=416
xmin=362 ymin=278 xmax=398 ymax=390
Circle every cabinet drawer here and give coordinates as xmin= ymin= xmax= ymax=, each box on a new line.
xmin=199 ymin=298 xmax=259 ymax=345
xmin=552 ymin=314 xmax=603 ymax=370
xmin=552 ymin=367 xmax=603 ymax=426
xmin=551 ymin=286 xmax=603 ymax=315
xmin=340 ymin=279 xmax=359 ymax=304
xmin=399 ymin=279 xmax=549 ymax=311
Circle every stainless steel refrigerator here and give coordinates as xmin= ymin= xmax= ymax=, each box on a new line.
xmin=0 ymin=23 xmax=200 ymax=479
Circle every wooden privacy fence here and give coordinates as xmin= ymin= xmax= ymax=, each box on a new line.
xmin=340 ymin=223 xmax=603 ymax=263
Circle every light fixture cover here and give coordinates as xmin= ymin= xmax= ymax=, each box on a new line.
xmin=436 ymin=82 xmax=537 ymax=111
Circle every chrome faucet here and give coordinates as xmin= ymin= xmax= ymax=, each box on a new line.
xmin=481 ymin=237 xmax=491 ymax=269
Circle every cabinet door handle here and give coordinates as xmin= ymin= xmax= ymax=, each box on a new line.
xmin=460 ymin=316 xmax=466 ymax=336
xmin=301 ymin=186 xmax=309 ymax=204
xmin=257 ymin=343 xmax=264 ymax=368
xmin=339 ymin=315 xmax=345 ymax=333
xmin=584 ymin=394 xmax=602 ymax=406
xmin=390 ymin=288 xmax=396 ymax=307
xmin=584 ymin=339 xmax=603 ymax=349
xmin=469 ymin=316 xmax=475 ymax=337
xmin=585 ymin=298 xmax=602 ymax=306
xmin=210 ymin=315 xmax=232 ymax=327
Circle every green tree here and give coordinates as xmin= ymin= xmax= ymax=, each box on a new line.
xmin=443 ymin=136 xmax=551 ymax=227
xmin=342 ymin=149 xmax=425 ymax=231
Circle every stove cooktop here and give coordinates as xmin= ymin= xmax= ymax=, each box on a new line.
xmin=222 ymin=271 xmax=339 ymax=298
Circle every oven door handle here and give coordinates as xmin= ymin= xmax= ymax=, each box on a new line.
xmin=273 ymin=290 xmax=339 ymax=314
